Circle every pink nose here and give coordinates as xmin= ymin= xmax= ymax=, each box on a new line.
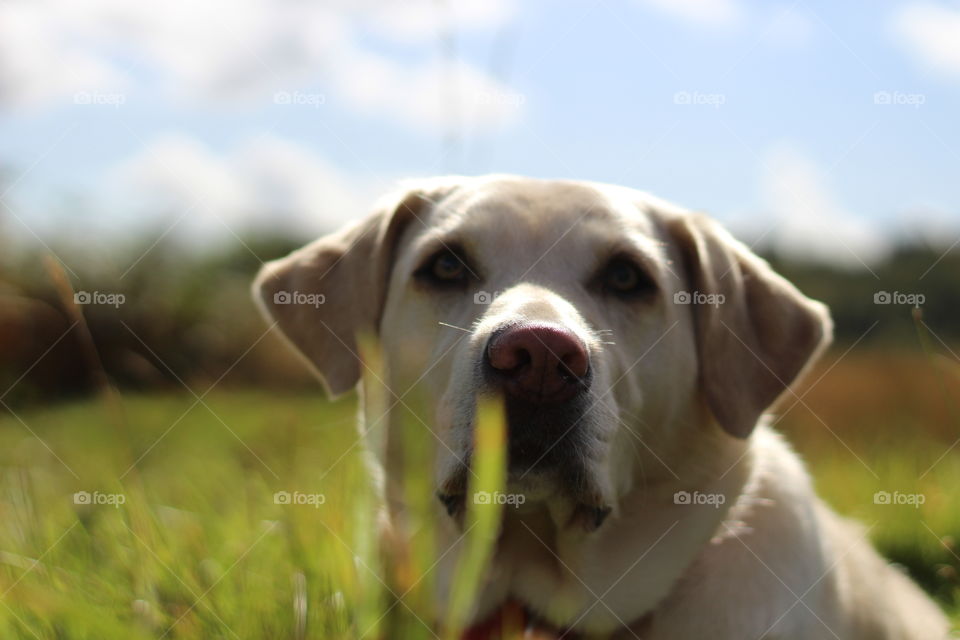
xmin=486 ymin=323 xmax=590 ymax=401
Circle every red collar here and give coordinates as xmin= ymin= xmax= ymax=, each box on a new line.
xmin=460 ymin=600 xmax=655 ymax=639
xmin=461 ymin=600 xmax=563 ymax=639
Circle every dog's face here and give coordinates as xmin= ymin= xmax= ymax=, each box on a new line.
xmin=255 ymin=175 xmax=830 ymax=530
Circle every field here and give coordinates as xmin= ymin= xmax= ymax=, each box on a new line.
xmin=0 ymin=350 xmax=958 ymax=638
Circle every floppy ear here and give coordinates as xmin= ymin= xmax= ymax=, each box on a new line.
xmin=667 ymin=213 xmax=832 ymax=438
xmin=253 ymin=182 xmax=456 ymax=396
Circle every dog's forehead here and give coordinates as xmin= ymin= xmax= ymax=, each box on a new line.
xmin=426 ymin=178 xmax=658 ymax=244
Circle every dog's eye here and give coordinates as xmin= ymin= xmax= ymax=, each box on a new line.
xmin=415 ymin=249 xmax=471 ymax=287
xmin=431 ymin=252 xmax=466 ymax=280
xmin=601 ymin=258 xmax=655 ymax=297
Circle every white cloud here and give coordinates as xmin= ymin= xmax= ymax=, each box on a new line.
xmin=116 ymin=135 xmax=251 ymax=222
xmin=746 ymin=145 xmax=889 ymax=267
xmin=113 ymin=133 xmax=374 ymax=239
xmin=367 ymin=0 xmax=516 ymax=42
xmin=235 ymin=136 xmax=371 ymax=231
xmin=0 ymin=0 xmax=522 ymax=132
xmin=0 ymin=2 xmax=125 ymax=107
xmin=637 ymin=0 xmax=743 ymax=29
xmin=891 ymin=3 xmax=960 ymax=77
xmin=331 ymin=51 xmax=523 ymax=133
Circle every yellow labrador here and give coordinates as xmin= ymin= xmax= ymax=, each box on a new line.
xmin=254 ymin=175 xmax=950 ymax=639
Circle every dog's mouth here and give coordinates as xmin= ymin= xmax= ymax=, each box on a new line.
xmin=501 ymin=394 xmax=588 ymax=472
xmin=436 ymin=397 xmax=612 ymax=533
xmin=436 ymin=475 xmax=611 ymax=533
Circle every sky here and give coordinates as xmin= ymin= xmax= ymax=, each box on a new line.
xmin=1 ymin=0 xmax=959 ymax=268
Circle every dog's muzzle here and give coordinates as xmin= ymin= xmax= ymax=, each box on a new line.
xmin=437 ymin=322 xmax=609 ymax=532
xmin=481 ymin=322 xmax=593 ymax=474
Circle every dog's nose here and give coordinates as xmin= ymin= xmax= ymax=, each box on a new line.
xmin=485 ymin=323 xmax=589 ymax=401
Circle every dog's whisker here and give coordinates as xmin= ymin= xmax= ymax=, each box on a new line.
xmin=438 ymin=321 xmax=471 ymax=333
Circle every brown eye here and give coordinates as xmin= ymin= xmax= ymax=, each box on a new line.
xmin=414 ymin=248 xmax=474 ymax=289
xmin=431 ymin=251 xmax=466 ymax=281
xmin=601 ymin=258 xmax=654 ymax=297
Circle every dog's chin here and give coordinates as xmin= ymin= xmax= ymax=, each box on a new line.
xmin=436 ymin=423 xmax=613 ymax=533
xmin=436 ymin=468 xmax=612 ymax=534
xmin=504 ymin=471 xmax=554 ymax=501
xmin=506 ymin=469 xmax=613 ymax=533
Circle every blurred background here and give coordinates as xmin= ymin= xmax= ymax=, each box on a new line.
xmin=0 ymin=0 xmax=958 ymax=637
xmin=2 ymin=0 xmax=960 ymax=401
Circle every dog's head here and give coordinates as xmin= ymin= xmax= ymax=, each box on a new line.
xmin=254 ymin=175 xmax=831 ymax=530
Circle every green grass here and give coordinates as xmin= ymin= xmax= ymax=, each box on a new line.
xmin=0 ymin=392 xmax=378 ymax=639
xmin=0 ymin=386 xmax=957 ymax=638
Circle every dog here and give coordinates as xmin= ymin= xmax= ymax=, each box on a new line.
xmin=254 ymin=175 xmax=950 ymax=638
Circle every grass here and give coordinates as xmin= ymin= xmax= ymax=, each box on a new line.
xmin=0 ymin=350 xmax=958 ymax=638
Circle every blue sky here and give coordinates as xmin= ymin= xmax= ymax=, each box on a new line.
xmin=1 ymin=0 xmax=958 ymax=266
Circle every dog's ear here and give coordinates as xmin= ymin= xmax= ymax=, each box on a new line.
xmin=666 ymin=213 xmax=832 ymax=438
xmin=253 ymin=181 xmax=457 ymax=396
